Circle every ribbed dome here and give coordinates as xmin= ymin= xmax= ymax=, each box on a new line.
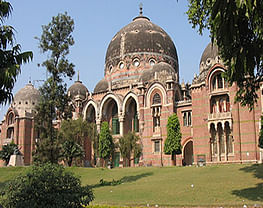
xmin=105 ymin=15 xmax=178 ymax=71
xmin=13 ymin=82 xmax=40 ymax=105
xmin=139 ymin=62 xmax=176 ymax=83
xmin=68 ymin=80 xmax=88 ymax=100
xmin=94 ymin=79 xmax=108 ymax=93
xmin=199 ymin=42 xmax=219 ymax=73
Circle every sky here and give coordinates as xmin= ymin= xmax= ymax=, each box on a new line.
xmin=0 ymin=0 xmax=210 ymax=121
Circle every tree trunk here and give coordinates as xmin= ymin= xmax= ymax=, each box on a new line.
xmin=171 ymin=153 xmax=176 ymax=166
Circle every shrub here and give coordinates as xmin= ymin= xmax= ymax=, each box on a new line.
xmin=0 ymin=163 xmax=94 ymax=208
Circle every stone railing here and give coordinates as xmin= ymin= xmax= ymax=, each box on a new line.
xmin=208 ymin=112 xmax=232 ymax=121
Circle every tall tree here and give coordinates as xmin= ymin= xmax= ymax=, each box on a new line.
xmin=164 ymin=113 xmax=182 ymax=165
xmin=187 ymin=0 xmax=263 ymax=109
xmin=118 ymin=131 xmax=142 ymax=167
xmin=99 ymin=122 xmax=114 ymax=167
xmin=0 ymin=0 xmax=33 ymax=105
xmin=34 ymin=12 xmax=75 ymax=164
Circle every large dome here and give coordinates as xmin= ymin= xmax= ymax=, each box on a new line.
xmin=105 ymin=15 xmax=178 ymax=73
xmin=12 ymin=82 xmax=40 ymax=113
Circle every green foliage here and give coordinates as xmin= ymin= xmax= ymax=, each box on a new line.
xmin=0 ymin=1 xmax=33 ymax=105
xmin=99 ymin=122 xmax=114 ymax=163
xmin=0 ymin=142 xmax=18 ymax=165
xmin=38 ymin=12 xmax=75 ymax=80
xmin=61 ymin=140 xmax=84 ymax=167
xmin=0 ymin=163 xmax=94 ymax=208
xmin=187 ymin=0 xmax=263 ymax=109
xmin=259 ymin=116 xmax=263 ymax=148
xmin=59 ymin=118 xmax=89 ymax=166
xmin=88 ymin=123 xmax=99 ymax=165
xmin=118 ymin=131 xmax=142 ymax=167
xmin=164 ymin=113 xmax=182 ymax=155
xmin=34 ymin=12 xmax=75 ymax=164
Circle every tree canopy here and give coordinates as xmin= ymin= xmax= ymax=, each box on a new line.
xmin=0 ymin=141 xmax=18 ymax=165
xmin=164 ymin=114 xmax=182 ymax=158
xmin=0 ymin=0 xmax=33 ymax=105
xmin=0 ymin=163 xmax=94 ymax=208
xmin=118 ymin=131 xmax=142 ymax=167
xmin=59 ymin=118 xmax=89 ymax=166
xmin=187 ymin=0 xmax=263 ymax=109
xmin=99 ymin=122 xmax=114 ymax=165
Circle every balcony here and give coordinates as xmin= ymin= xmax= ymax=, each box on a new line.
xmin=208 ymin=112 xmax=232 ymax=122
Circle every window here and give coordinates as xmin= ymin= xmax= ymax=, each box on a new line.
xmin=154 ymin=140 xmax=160 ymax=153
xmin=119 ymin=62 xmax=125 ymax=69
xmin=211 ymin=72 xmax=226 ymax=91
xmin=134 ymin=113 xmax=139 ymax=132
xmin=152 ymin=93 xmax=161 ymax=132
xmin=183 ymin=111 xmax=192 ymax=127
xmin=153 ymin=93 xmax=161 ymax=105
xmin=149 ymin=58 xmax=156 ymax=66
xmin=8 ymin=113 xmax=14 ymax=125
xmin=133 ymin=59 xmax=140 ymax=67
xmin=112 ymin=104 xmax=120 ymax=135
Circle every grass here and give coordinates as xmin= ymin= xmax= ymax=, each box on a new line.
xmin=0 ymin=164 xmax=263 ymax=207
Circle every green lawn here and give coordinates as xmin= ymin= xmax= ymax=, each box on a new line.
xmin=0 ymin=164 xmax=263 ymax=207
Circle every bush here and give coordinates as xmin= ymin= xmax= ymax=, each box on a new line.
xmin=0 ymin=142 xmax=18 ymax=165
xmin=0 ymin=163 xmax=94 ymax=208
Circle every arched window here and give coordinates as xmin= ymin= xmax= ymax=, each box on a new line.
xmin=211 ymin=72 xmax=226 ymax=91
xmin=152 ymin=93 xmax=161 ymax=132
xmin=8 ymin=113 xmax=14 ymax=125
xmin=153 ymin=93 xmax=161 ymax=105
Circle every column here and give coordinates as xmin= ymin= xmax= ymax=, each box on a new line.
xmin=96 ymin=118 xmax=101 ymax=134
xmin=119 ymin=115 xmax=124 ymax=136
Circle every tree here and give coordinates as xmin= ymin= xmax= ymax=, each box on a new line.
xmin=61 ymin=140 xmax=84 ymax=167
xmin=34 ymin=12 xmax=75 ymax=163
xmin=118 ymin=131 xmax=142 ymax=167
xmin=87 ymin=122 xmax=99 ymax=166
xmin=99 ymin=122 xmax=114 ymax=166
xmin=164 ymin=114 xmax=182 ymax=165
xmin=187 ymin=0 xmax=263 ymax=109
xmin=59 ymin=118 xmax=89 ymax=166
xmin=0 ymin=163 xmax=94 ymax=208
xmin=0 ymin=1 xmax=33 ymax=105
xmin=259 ymin=116 xmax=263 ymax=149
xmin=0 ymin=141 xmax=18 ymax=165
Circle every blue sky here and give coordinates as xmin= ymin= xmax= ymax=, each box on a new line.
xmin=0 ymin=0 xmax=210 ymax=120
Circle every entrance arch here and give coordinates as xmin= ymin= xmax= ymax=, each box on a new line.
xmin=183 ymin=141 xmax=193 ymax=166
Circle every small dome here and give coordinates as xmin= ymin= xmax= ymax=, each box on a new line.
xmin=199 ymin=42 xmax=219 ymax=73
xmin=94 ymin=79 xmax=108 ymax=93
xmin=13 ymin=82 xmax=40 ymax=105
xmin=68 ymin=80 xmax=88 ymax=100
xmin=139 ymin=62 xmax=176 ymax=83
xmin=105 ymin=15 xmax=178 ymax=72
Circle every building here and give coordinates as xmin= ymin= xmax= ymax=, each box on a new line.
xmin=1 ymin=11 xmax=262 ymax=166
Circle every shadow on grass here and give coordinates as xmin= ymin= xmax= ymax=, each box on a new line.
xmin=232 ymin=164 xmax=263 ymax=202
xmin=91 ymin=172 xmax=153 ymax=188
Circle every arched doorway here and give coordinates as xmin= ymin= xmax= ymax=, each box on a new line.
xmin=183 ymin=141 xmax=193 ymax=165
xmin=124 ymin=97 xmax=139 ymax=134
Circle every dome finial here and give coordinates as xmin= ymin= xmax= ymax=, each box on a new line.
xmin=77 ymin=70 xmax=80 ymax=81
xmin=139 ymin=3 xmax=143 ymax=16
